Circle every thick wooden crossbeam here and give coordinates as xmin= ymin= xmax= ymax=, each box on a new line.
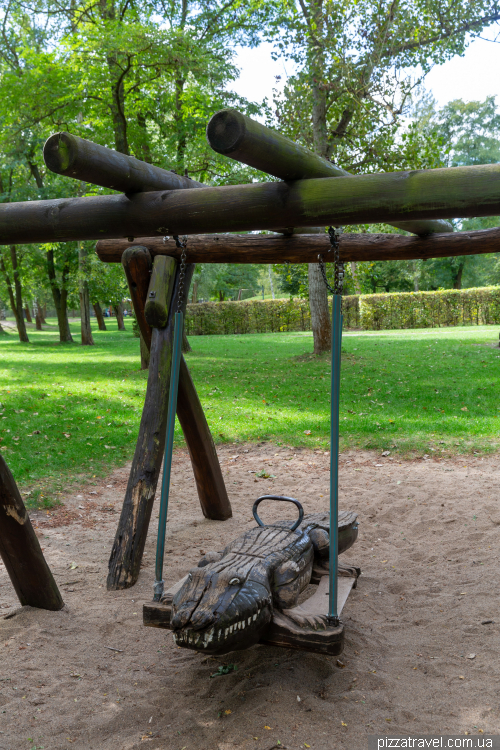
xmin=44 ymin=132 xmax=204 ymax=192
xmin=96 ymin=227 xmax=500 ymax=264
xmin=207 ymin=109 xmax=454 ymax=238
xmin=1 ymin=164 xmax=499 ymax=244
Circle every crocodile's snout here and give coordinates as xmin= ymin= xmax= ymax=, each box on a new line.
xmin=171 ymin=568 xmax=273 ymax=654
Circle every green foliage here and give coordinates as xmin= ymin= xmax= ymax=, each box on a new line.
xmin=358 ymin=287 xmax=500 ymax=330
xmin=437 ymin=97 xmax=500 ymax=168
xmin=185 ymin=287 xmax=500 ymax=334
xmin=186 ymin=298 xmax=313 ymax=335
xmin=195 ymin=264 xmax=262 ymax=301
xmin=265 ymin=0 xmax=499 ymax=169
xmin=185 ymin=296 xmax=360 ymax=335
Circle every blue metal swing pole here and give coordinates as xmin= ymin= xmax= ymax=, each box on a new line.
xmin=153 ymin=311 xmax=184 ymax=602
xmin=328 ymin=294 xmax=343 ymax=624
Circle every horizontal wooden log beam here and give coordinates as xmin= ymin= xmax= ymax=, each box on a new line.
xmin=207 ymin=109 xmax=454 ymax=237
xmin=1 ymin=165 xmax=500 ymax=245
xmin=96 ymin=227 xmax=500 ymax=264
xmin=44 ymin=132 xmax=204 ymax=192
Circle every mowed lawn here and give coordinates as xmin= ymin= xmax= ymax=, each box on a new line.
xmin=0 ymin=319 xmax=499 ymax=506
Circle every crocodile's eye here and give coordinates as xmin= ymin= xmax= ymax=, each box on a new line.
xmin=187 ymin=573 xmax=193 ymax=582
xmin=229 ymin=577 xmax=240 ymax=586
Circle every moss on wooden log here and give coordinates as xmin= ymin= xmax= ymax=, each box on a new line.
xmin=145 ymin=256 xmax=176 ymax=329
xmin=2 ymin=164 xmax=498 ymax=244
xmin=96 ymin=227 xmax=500 ymax=265
xmin=44 ymin=132 xmax=203 ymax=193
xmin=206 ymin=109 xmax=453 ymax=238
xmin=0 ymin=455 xmax=64 ymax=610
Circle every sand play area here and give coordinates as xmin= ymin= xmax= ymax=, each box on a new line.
xmin=1 ymin=444 xmax=499 ymax=750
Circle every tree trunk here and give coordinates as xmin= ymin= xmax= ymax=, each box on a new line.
xmin=107 ymin=53 xmax=129 ymax=155
xmin=182 ymin=329 xmax=191 ymax=353
xmin=10 ymin=246 xmax=29 ymax=342
xmin=113 ymin=301 xmax=126 ymax=330
xmin=46 ymin=248 xmax=73 ymax=343
xmin=307 ymin=1 xmax=332 ymax=354
xmin=137 ymin=113 xmax=152 ymax=163
xmin=350 ymin=261 xmax=362 ymax=294
xmin=40 ymin=303 xmax=47 ymax=324
xmin=191 ymin=280 xmax=198 ymax=303
xmin=453 ymin=258 xmax=467 ymax=289
xmin=0 ymin=250 xmax=29 ymax=342
xmin=93 ymin=302 xmax=107 ymax=330
xmin=35 ymin=301 xmax=43 ymax=330
xmin=308 ymin=263 xmax=331 ymax=353
xmin=24 ymin=305 xmax=32 ymax=323
xmin=78 ymin=243 xmax=94 ymax=346
xmin=268 ymin=265 xmax=275 ymax=299
xmin=140 ymin=334 xmax=150 ymax=369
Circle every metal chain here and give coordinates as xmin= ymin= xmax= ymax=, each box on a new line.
xmin=318 ymin=226 xmax=344 ymax=296
xmin=173 ymin=235 xmax=188 ymax=313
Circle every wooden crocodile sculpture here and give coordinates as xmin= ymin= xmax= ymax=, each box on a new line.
xmin=169 ymin=507 xmax=358 ymax=655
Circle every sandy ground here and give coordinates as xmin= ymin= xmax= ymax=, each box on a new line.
xmin=1 ymin=444 xmax=499 ymax=750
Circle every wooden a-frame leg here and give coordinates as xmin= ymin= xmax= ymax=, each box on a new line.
xmin=107 ymin=259 xmax=185 ymax=590
xmin=108 ymin=255 xmax=232 ymax=590
xmin=177 ymin=356 xmax=231 ymax=520
xmin=0 ymin=455 xmax=64 ymax=610
xmin=121 ymin=246 xmax=231 ymax=522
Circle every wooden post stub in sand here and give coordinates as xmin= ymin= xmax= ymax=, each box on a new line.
xmin=0 ymin=455 xmax=64 ymax=610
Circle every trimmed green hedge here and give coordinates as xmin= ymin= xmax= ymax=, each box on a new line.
xmin=185 ymin=298 xmax=312 ymax=335
xmin=359 ymin=286 xmax=500 ymax=330
xmin=185 ymin=287 xmax=500 ymax=335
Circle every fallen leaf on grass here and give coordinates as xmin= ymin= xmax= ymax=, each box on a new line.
xmin=63 ymin=433 xmax=71 ymax=438
xmin=104 ymin=445 xmax=116 ymax=450
xmin=303 ymin=430 xmax=311 ymax=435
xmin=461 ymin=407 xmax=468 ymax=411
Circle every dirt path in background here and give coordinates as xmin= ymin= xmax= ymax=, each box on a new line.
xmin=1 ymin=445 xmax=499 ymax=750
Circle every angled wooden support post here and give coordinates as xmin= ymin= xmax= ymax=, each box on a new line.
xmin=109 ymin=255 xmax=232 ymax=590
xmin=122 ymin=246 xmax=231 ymax=522
xmin=107 ymin=257 xmax=182 ymax=590
xmin=0 ymin=455 xmax=64 ymax=610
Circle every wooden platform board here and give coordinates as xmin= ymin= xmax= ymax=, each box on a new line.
xmin=143 ymin=572 xmax=358 ymax=656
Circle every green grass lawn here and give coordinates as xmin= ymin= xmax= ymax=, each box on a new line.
xmin=1 ymin=318 xmax=499 ymax=507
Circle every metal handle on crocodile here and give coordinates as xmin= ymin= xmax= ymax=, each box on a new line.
xmin=252 ymin=495 xmax=304 ymax=532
